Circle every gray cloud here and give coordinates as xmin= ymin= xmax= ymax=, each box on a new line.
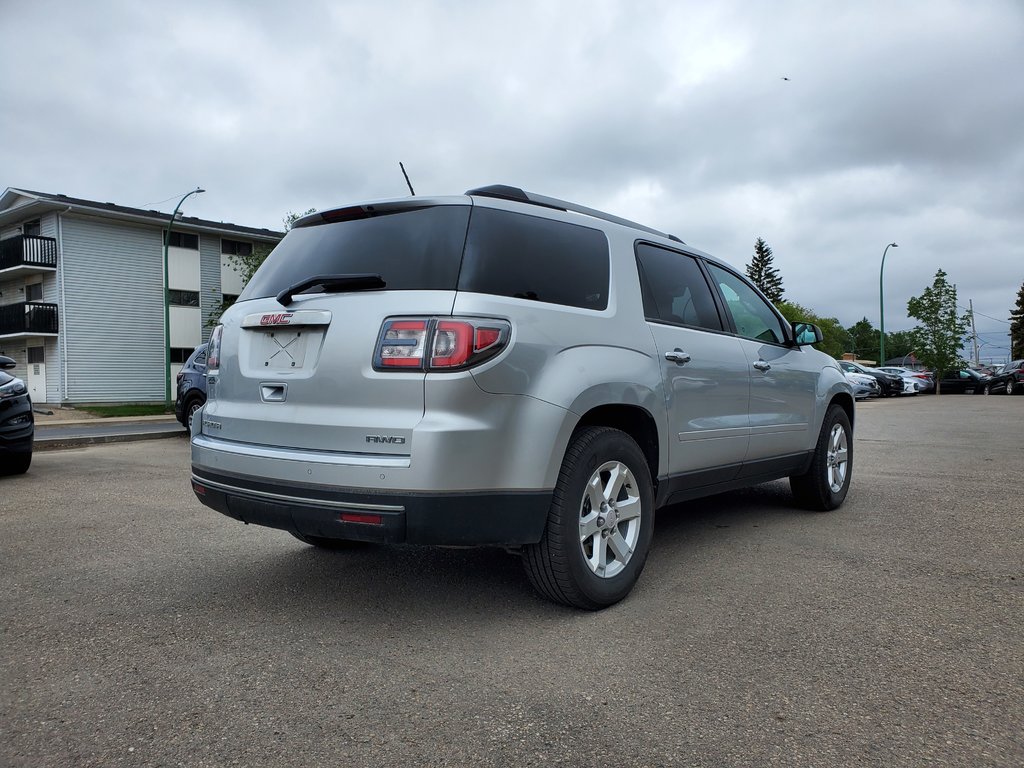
xmin=2 ymin=0 xmax=1021 ymax=359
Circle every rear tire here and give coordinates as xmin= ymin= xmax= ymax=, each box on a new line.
xmin=790 ymin=405 xmax=852 ymax=511
xmin=184 ymin=396 xmax=204 ymax=432
xmin=523 ymin=427 xmax=654 ymax=610
xmin=1007 ymin=380 xmax=1016 ymax=395
xmin=1 ymin=451 xmax=31 ymax=476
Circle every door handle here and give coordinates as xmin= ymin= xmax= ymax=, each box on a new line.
xmin=665 ymin=349 xmax=691 ymax=365
xmin=753 ymin=360 xmax=771 ymax=372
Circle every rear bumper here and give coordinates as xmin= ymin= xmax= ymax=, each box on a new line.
xmin=191 ymin=467 xmax=551 ymax=546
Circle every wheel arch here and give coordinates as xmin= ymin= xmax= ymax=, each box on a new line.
xmin=572 ymin=403 xmax=660 ymax=491
xmin=829 ymin=391 xmax=855 ymax=430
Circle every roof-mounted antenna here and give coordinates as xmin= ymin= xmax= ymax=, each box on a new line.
xmin=399 ymin=162 xmax=415 ymax=196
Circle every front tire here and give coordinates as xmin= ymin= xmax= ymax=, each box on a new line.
xmin=790 ymin=405 xmax=852 ymax=511
xmin=1007 ymin=380 xmax=1016 ymax=395
xmin=523 ymin=427 xmax=654 ymax=610
xmin=1 ymin=451 xmax=31 ymax=476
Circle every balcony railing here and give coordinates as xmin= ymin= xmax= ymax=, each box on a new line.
xmin=0 ymin=302 xmax=59 ymax=336
xmin=0 ymin=235 xmax=58 ymax=271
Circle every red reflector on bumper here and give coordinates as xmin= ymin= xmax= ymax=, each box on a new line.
xmin=340 ymin=512 xmax=383 ymax=525
xmin=192 ymin=482 xmax=206 ymax=495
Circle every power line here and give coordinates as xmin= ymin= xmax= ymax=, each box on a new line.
xmin=960 ymin=305 xmax=1011 ymax=325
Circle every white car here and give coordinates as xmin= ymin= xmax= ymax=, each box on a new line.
xmin=877 ymin=366 xmax=934 ymax=394
xmin=845 ymin=371 xmax=879 ymax=400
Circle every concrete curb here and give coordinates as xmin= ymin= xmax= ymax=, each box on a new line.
xmin=34 ymin=415 xmax=179 ymax=429
xmin=34 ymin=430 xmax=186 ymax=452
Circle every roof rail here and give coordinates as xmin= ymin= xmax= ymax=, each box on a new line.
xmin=465 ymin=184 xmax=684 ymax=243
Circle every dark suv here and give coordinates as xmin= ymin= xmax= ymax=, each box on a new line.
xmin=174 ymin=344 xmax=208 ymax=430
xmin=0 ymin=355 xmax=33 ymax=475
xmin=984 ymin=359 xmax=1024 ymax=395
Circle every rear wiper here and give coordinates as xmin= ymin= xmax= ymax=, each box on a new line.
xmin=276 ymin=273 xmax=386 ymax=306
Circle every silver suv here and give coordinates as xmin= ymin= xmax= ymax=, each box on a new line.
xmin=191 ymin=185 xmax=854 ymax=609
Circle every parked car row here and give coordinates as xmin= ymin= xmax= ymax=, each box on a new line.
xmin=837 ymin=359 xmax=1024 ymax=398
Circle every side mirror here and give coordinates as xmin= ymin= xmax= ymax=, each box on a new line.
xmin=0 ymin=355 xmax=16 ymax=370
xmin=792 ymin=322 xmax=823 ymax=346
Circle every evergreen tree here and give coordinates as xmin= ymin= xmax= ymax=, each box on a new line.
xmin=906 ymin=269 xmax=971 ymax=394
xmin=745 ymin=237 xmax=784 ymax=303
xmin=1010 ymin=281 xmax=1024 ymax=359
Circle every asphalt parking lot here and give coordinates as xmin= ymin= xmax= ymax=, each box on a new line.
xmin=2 ymin=396 xmax=1021 ymax=767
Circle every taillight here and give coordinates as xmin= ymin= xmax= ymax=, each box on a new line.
xmin=374 ymin=317 xmax=510 ymax=372
xmin=207 ymin=325 xmax=223 ymax=371
xmin=376 ymin=320 xmax=429 ymax=368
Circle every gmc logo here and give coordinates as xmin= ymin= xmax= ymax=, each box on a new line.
xmin=260 ymin=313 xmax=294 ymax=326
xmin=366 ymin=435 xmax=407 ymax=444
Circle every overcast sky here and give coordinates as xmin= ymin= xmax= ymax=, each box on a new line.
xmin=2 ymin=0 xmax=1021 ymax=361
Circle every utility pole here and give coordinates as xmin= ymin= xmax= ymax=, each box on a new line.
xmin=969 ymin=299 xmax=979 ymax=366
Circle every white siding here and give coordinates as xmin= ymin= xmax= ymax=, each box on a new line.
xmin=61 ymin=215 xmax=165 ymax=402
xmin=220 ymin=254 xmax=245 ymax=296
xmin=168 ymin=245 xmax=200 ymax=291
xmin=200 ymin=236 xmax=222 ymax=338
xmin=170 ymin=306 xmax=201 ymax=348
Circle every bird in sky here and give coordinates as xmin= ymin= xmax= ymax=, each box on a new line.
xmin=781 ymin=76 xmax=790 ymax=81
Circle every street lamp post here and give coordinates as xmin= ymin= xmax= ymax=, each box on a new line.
xmin=879 ymin=242 xmax=898 ymax=366
xmin=164 ymin=187 xmax=205 ymax=408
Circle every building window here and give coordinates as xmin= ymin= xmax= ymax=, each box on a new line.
xmin=222 ymin=238 xmax=253 ymax=256
xmin=170 ymin=347 xmax=193 ymax=364
xmin=167 ymin=231 xmax=199 ymax=249
xmin=23 ymin=220 xmax=41 ymax=237
xmin=25 ymin=283 xmax=44 ymax=302
xmin=27 ymin=347 xmax=44 ymax=364
xmin=168 ymin=289 xmax=200 ymax=307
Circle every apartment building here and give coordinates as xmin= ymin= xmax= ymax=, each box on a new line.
xmin=0 ymin=188 xmax=283 ymax=404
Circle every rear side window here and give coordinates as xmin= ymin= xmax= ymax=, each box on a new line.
xmin=459 ymin=208 xmax=609 ymax=310
xmin=239 ymin=206 xmax=471 ymax=300
xmin=635 ymin=244 xmax=723 ymax=331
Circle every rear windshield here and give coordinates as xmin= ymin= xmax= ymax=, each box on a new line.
xmin=240 ymin=206 xmax=471 ymax=299
xmin=240 ymin=203 xmax=610 ymax=311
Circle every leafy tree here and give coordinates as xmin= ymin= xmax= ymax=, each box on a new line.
xmin=776 ymin=300 xmax=845 ymax=358
xmin=883 ymin=330 xmax=917 ymax=364
xmin=745 ymin=237 xmax=784 ymax=303
xmin=846 ymin=317 xmax=879 ymax=363
xmin=207 ymin=208 xmax=316 ymax=327
xmin=1010 ymin=281 xmax=1024 ymax=359
xmin=906 ymin=269 xmax=971 ymax=394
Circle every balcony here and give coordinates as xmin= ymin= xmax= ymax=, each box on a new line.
xmin=0 ymin=235 xmax=58 ymax=278
xmin=0 ymin=301 xmax=59 ymax=338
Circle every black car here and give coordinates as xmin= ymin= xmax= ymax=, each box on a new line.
xmin=0 ymin=355 xmax=33 ymax=475
xmin=935 ymin=369 xmax=988 ymax=394
xmin=983 ymin=359 xmax=1024 ymax=395
xmin=838 ymin=360 xmax=905 ymax=397
xmin=174 ymin=343 xmax=208 ymax=430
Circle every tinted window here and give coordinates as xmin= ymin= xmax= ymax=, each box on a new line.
xmin=707 ymin=264 xmax=788 ymax=344
xmin=635 ymin=244 xmax=722 ymax=331
xmin=168 ymin=232 xmax=199 ymax=249
xmin=240 ymin=206 xmax=471 ymax=300
xmin=460 ymin=208 xmax=609 ymax=310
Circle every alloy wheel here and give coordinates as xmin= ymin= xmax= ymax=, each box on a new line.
xmin=578 ymin=461 xmax=642 ymax=579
